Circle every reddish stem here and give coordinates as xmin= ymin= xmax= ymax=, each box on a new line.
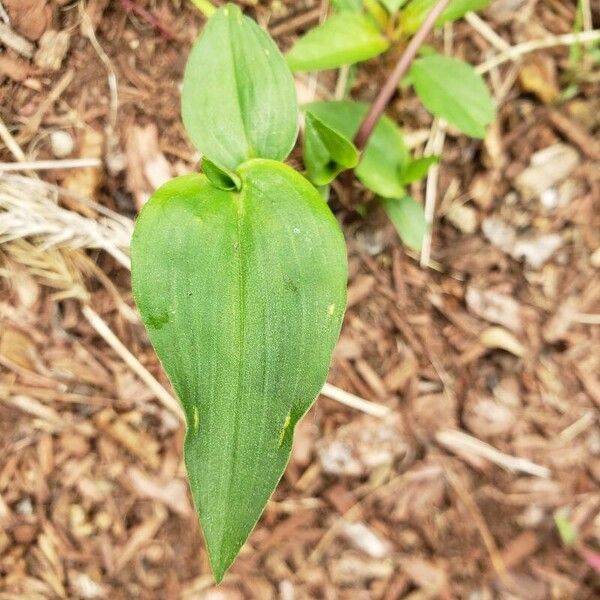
xmin=120 ymin=0 xmax=177 ymax=41
xmin=354 ymin=0 xmax=452 ymax=151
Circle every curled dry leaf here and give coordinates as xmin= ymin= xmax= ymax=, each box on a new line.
xmin=479 ymin=326 xmax=525 ymax=357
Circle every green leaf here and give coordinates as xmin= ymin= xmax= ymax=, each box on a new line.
xmin=201 ymin=157 xmax=241 ymax=191
xmin=303 ymin=111 xmax=359 ymax=186
xmin=182 ymin=4 xmax=298 ymax=170
xmin=401 ymin=155 xmax=439 ymax=184
xmin=379 ymin=0 xmax=408 ymax=13
xmin=381 ymin=195 xmax=426 ymax=250
xmin=331 ymin=0 xmax=364 ymax=11
xmin=400 ymin=0 xmax=490 ymax=34
xmin=554 ymin=511 xmax=577 ymax=546
xmin=131 ymin=159 xmax=347 ymax=582
xmin=410 ymin=55 xmax=495 ymax=138
xmin=305 ymin=100 xmax=409 ymax=197
xmin=286 ymin=13 xmax=389 ymax=72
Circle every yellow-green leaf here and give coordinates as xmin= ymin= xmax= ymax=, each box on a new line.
xmin=400 ymin=0 xmax=490 ymax=34
xmin=287 ymin=13 xmax=389 ymax=72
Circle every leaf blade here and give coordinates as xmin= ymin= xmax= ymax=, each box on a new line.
xmin=400 ymin=0 xmax=490 ymax=33
xmin=131 ymin=161 xmax=347 ymax=582
xmin=286 ymin=13 xmax=389 ymax=72
xmin=305 ymin=100 xmax=409 ymax=197
xmin=381 ymin=195 xmax=427 ymax=251
xmin=410 ymin=55 xmax=495 ymax=138
xmin=303 ymin=110 xmax=360 ymax=185
xmin=182 ymin=4 xmax=298 ymax=170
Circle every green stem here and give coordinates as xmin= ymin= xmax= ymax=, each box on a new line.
xmin=189 ymin=0 xmax=217 ymax=18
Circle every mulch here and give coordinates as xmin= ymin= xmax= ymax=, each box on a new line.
xmin=1 ymin=0 xmax=599 ymax=598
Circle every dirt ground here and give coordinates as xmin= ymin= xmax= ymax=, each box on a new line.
xmin=1 ymin=0 xmax=600 ymax=598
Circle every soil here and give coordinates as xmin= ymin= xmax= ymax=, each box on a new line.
xmin=1 ymin=1 xmax=599 ymax=598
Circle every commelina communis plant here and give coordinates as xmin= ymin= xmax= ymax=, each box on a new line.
xmin=131 ymin=0 xmax=495 ymax=582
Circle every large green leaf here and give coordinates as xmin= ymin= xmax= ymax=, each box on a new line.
xmin=286 ymin=13 xmax=389 ymax=72
xmin=182 ymin=4 xmax=298 ymax=170
xmin=131 ymin=159 xmax=347 ymax=582
xmin=410 ymin=55 xmax=495 ymax=138
xmin=400 ymin=0 xmax=490 ymax=33
xmin=306 ymin=100 xmax=409 ymax=198
xmin=303 ymin=111 xmax=359 ymax=186
xmin=381 ymin=195 xmax=426 ymax=251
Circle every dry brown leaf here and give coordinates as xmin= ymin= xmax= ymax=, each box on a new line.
xmin=480 ymin=326 xmax=525 ymax=357
xmin=519 ymin=57 xmax=559 ymax=104
xmin=3 ymin=0 xmax=51 ymax=41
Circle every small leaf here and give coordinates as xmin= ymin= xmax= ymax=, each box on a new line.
xmin=381 ymin=195 xmax=426 ymax=251
xmin=410 ymin=55 xmax=495 ymax=138
xmin=305 ymin=100 xmax=409 ymax=198
xmin=182 ymin=4 xmax=298 ymax=170
xmin=379 ymin=0 xmax=408 ymax=13
xmin=331 ymin=0 xmax=364 ymax=11
xmin=131 ymin=160 xmax=347 ymax=582
xmin=286 ymin=13 xmax=389 ymax=72
xmin=400 ymin=0 xmax=490 ymax=33
xmin=401 ymin=155 xmax=439 ymax=184
xmin=554 ymin=511 xmax=577 ymax=546
xmin=201 ymin=158 xmax=241 ymax=191
xmin=303 ymin=111 xmax=359 ymax=186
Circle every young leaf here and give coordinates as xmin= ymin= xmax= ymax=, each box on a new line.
xmin=331 ymin=0 xmax=364 ymax=11
xmin=131 ymin=160 xmax=347 ymax=582
xmin=381 ymin=195 xmax=426 ymax=251
xmin=379 ymin=0 xmax=408 ymax=14
xmin=410 ymin=55 xmax=495 ymax=138
xmin=400 ymin=0 xmax=490 ymax=33
xmin=306 ymin=100 xmax=409 ymax=198
xmin=182 ymin=4 xmax=298 ymax=170
xmin=201 ymin=158 xmax=241 ymax=191
xmin=286 ymin=13 xmax=389 ymax=72
xmin=401 ymin=155 xmax=439 ymax=184
xmin=303 ymin=111 xmax=360 ymax=186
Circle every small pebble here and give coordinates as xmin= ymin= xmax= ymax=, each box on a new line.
xmin=50 ymin=130 xmax=75 ymax=158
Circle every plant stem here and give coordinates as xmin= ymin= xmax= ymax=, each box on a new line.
xmin=354 ymin=0 xmax=452 ymax=151
xmin=189 ymin=0 xmax=217 ymax=18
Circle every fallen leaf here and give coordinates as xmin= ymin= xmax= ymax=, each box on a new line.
xmin=518 ymin=56 xmax=559 ymax=104
xmin=480 ymin=326 xmax=525 ymax=357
